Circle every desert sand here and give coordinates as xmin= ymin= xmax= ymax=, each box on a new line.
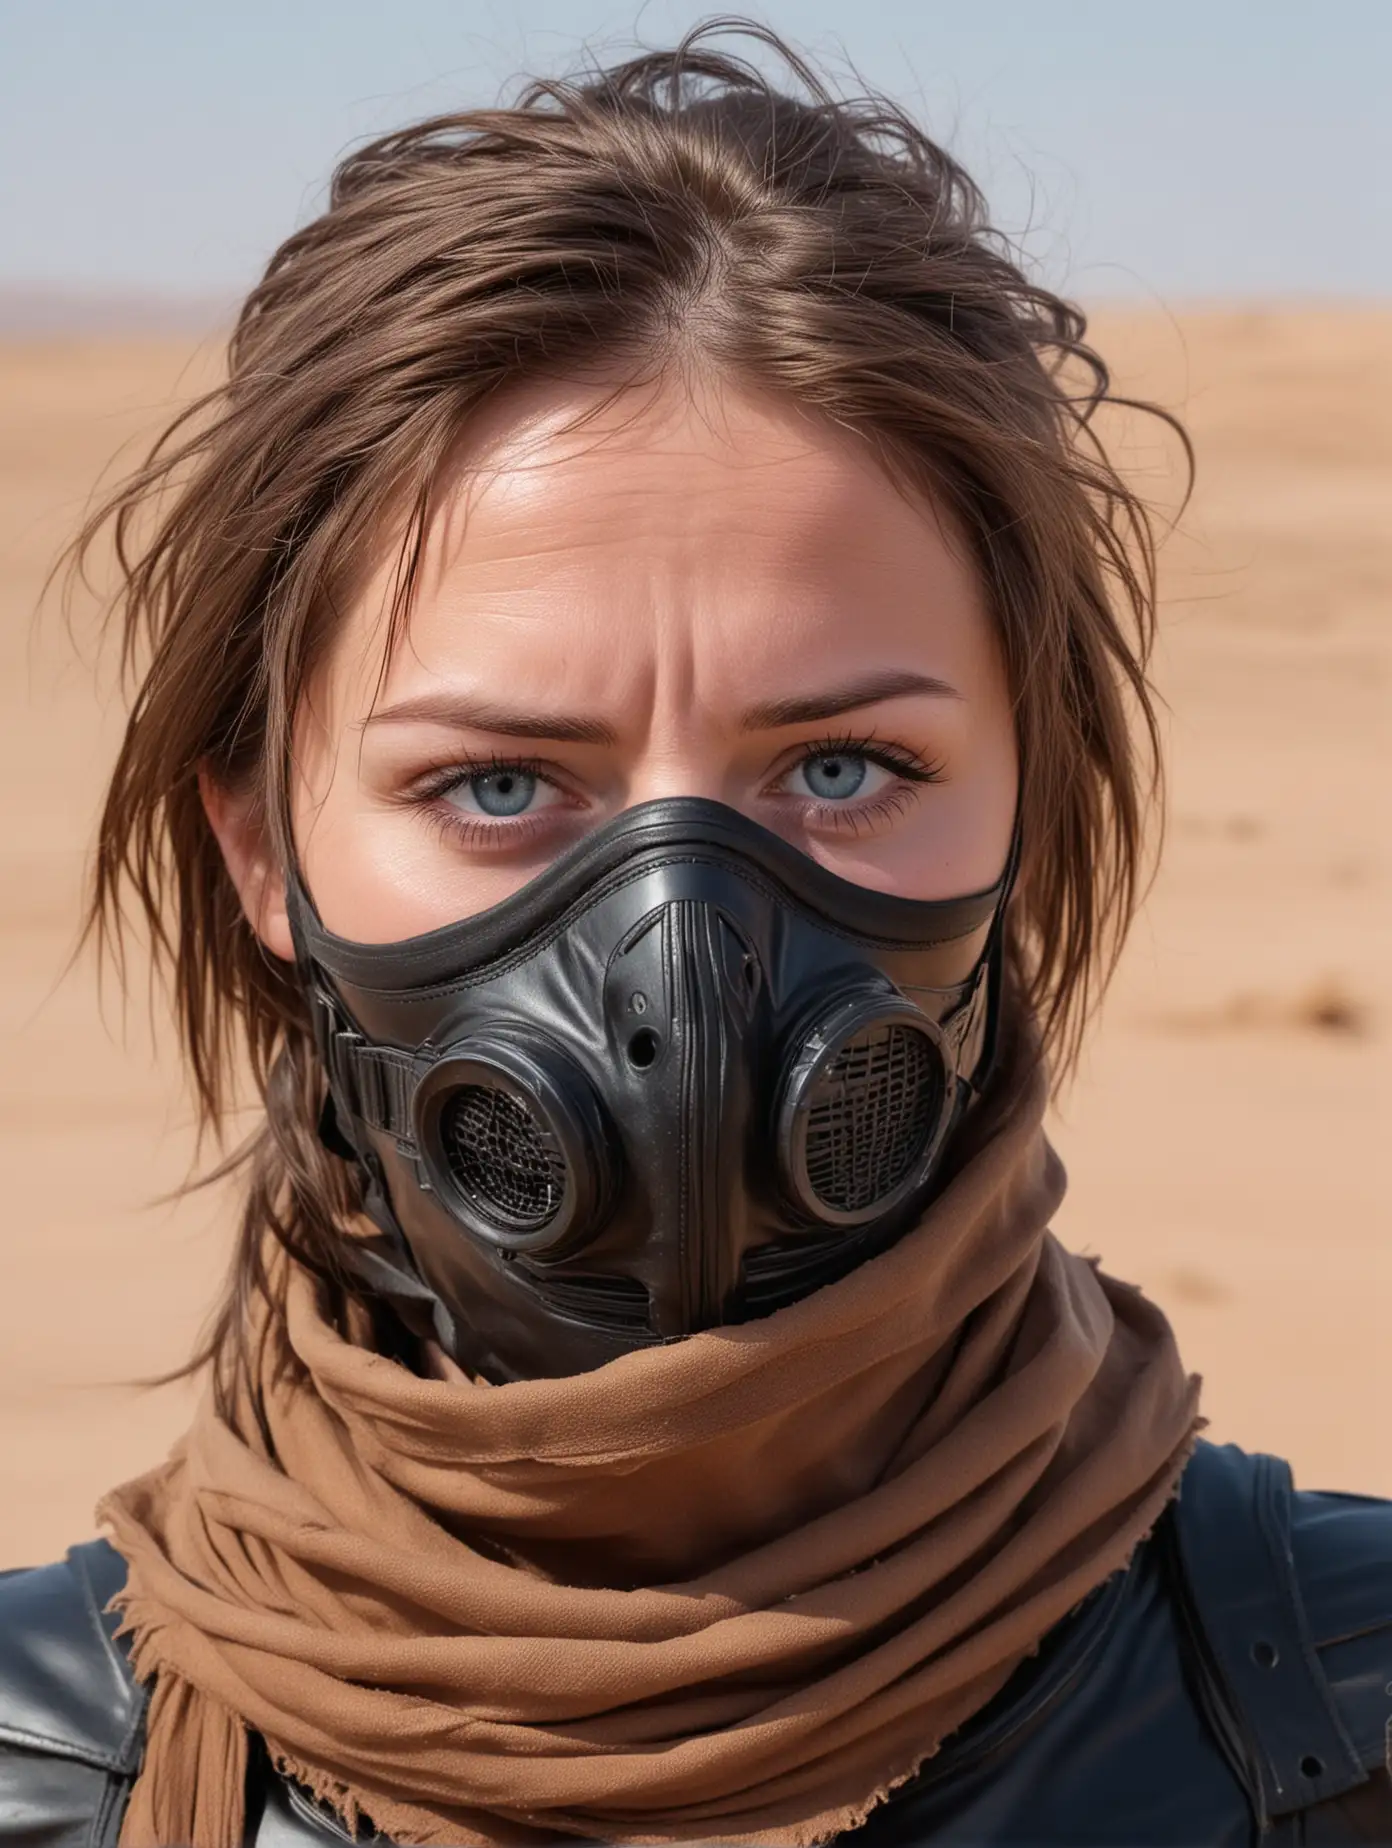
xmin=0 ymin=309 xmax=1387 ymax=1569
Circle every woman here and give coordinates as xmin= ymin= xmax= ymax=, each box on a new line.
xmin=1 ymin=25 xmax=1387 ymax=1848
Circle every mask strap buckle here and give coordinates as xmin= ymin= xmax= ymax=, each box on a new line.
xmin=313 ymin=983 xmax=419 ymax=1148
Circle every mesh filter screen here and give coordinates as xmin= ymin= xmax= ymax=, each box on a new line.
xmin=803 ymin=1022 xmax=941 ymax=1215
xmin=442 ymin=1084 xmax=567 ymax=1230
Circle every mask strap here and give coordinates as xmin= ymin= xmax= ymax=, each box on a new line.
xmin=966 ymin=808 xmax=1024 ymax=1100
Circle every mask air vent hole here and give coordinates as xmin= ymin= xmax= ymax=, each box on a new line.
xmin=804 ymin=1022 xmax=942 ymax=1216
xmin=520 ymin=1267 xmax=653 ymax=1335
xmin=627 ymin=1027 xmax=660 ymax=1069
xmin=441 ymin=1085 xmax=567 ymax=1231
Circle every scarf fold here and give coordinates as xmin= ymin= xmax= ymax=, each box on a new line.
xmin=100 ymin=1044 xmax=1201 ymax=1848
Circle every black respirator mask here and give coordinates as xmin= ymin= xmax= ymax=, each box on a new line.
xmin=290 ymin=798 xmax=1015 ymax=1383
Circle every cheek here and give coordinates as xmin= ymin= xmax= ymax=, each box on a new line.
xmin=290 ymin=740 xmax=553 ymax=942
xmin=291 ymin=766 xmax=480 ymax=942
xmin=285 ymin=667 xmax=442 ymax=942
xmin=295 ymin=798 xmax=417 ymax=943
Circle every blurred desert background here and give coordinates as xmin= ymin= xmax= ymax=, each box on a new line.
xmin=0 ymin=306 xmax=1387 ymax=1567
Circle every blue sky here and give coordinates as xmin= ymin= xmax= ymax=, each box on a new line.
xmin=3 ymin=0 xmax=1389 ymax=302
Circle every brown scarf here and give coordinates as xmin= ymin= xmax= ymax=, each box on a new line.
xmin=100 ymin=1044 xmax=1201 ymax=1848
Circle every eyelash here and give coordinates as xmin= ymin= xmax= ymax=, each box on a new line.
xmin=408 ymin=753 xmax=560 ymax=853
xmin=407 ymin=733 xmax=946 ymax=850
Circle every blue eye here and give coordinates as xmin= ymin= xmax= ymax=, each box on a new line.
xmin=798 ymin=753 xmax=869 ymax=800
xmin=462 ymin=769 xmax=537 ymax=817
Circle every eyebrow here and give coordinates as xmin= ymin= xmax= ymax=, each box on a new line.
xmin=361 ymin=693 xmax=618 ymax=746
xmin=738 ymin=669 xmax=961 ymax=731
xmin=361 ymin=668 xmax=960 ymax=747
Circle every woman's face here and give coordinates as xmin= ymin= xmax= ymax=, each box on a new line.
xmin=210 ymin=376 xmax=1018 ymax=953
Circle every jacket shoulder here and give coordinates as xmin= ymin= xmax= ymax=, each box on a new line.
xmin=0 ymin=1540 xmax=142 ymax=1848
xmin=1172 ymin=1440 xmax=1392 ymax=1827
xmin=1290 ymin=1480 xmax=1392 ymax=1644
xmin=1290 ymin=1479 xmax=1392 ymax=1774
xmin=0 ymin=1539 xmax=141 ymax=1770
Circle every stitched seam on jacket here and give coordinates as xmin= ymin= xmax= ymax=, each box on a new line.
xmin=1314 ymin=1615 xmax=1392 ymax=1650
xmin=88 ymin=1763 xmax=134 ymax=1848
xmin=1254 ymin=1453 xmax=1367 ymax=1797
xmin=1163 ymin=1492 xmax=1266 ymax=1828
xmin=0 ymin=1725 xmax=123 ymax=1771
xmin=70 ymin=1544 xmax=146 ymax=1776
xmin=1315 ymin=1626 xmax=1392 ymax=1770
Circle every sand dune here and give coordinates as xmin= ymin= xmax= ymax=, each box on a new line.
xmin=0 ymin=310 xmax=1387 ymax=1569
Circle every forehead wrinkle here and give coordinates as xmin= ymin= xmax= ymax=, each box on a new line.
xmin=334 ymin=375 xmax=991 ymax=757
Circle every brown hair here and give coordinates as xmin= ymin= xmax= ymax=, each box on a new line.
xmin=71 ymin=21 xmax=1187 ymax=1397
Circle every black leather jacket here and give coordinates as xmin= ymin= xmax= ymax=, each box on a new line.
xmin=1 ymin=1442 xmax=1388 ymax=1846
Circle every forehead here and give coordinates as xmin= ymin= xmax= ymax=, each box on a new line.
xmin=421 ymin=370 xmax=973 ymax=578
xmin=330 ymin=372 xmax=993 ymax=708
